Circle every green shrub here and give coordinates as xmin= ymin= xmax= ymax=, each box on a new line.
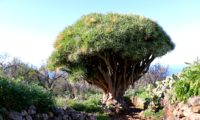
xmin=143 ymin=109 xmax=163 ymax=120
xmin=174 ymin=59 xmax=200 ymax=102
xmin=125 ymin=87 xmax=149 ymax=100
xmin=66 ymin=93 xmax=109 ymax=119
xmin=55 ymin=97 xmax=68 ymax=107
xmin=0 ymin=77 xmax=55 ymax=112
xmin=96 ymin=113 xmax=109 ymax=120
xmin=67 ymin=94 xmax=102 ymax=113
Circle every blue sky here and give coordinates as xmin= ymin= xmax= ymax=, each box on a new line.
xmin=0 ymin=0 xmax=200 ymax=69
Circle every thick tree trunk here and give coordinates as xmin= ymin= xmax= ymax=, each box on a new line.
xmin=102 ymin=88 xmax=127 ymax=113
xmin=87 ymin=52 xmax=155 ymax=113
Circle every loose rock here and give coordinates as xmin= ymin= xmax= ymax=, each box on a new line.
xmin=8 ymin=111 xmax=23 ymax=120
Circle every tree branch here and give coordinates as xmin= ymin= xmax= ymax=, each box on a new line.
xmin=97 ymin=52 xmax=113 ymax=76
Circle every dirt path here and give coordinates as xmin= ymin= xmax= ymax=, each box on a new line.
xmin=110 ymin=107 xmax=145 ymax=120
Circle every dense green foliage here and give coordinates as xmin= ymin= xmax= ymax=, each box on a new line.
xmin=48 ymin=13 xmax=174 ymax=107
xmin=48 ymin=12 xmax=174 ymax=80
xmin=0 ymin=77 xmax=55 ymax=112
xmin=62 ymin=94 xmax=109 ymax=120
xmin=174 ymin=59 xmax=200 ymax=102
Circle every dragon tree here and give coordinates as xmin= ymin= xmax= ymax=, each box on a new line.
xmin=48 ymin=13 xmax=174 ymax=109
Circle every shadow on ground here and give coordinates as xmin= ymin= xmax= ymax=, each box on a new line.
xmin=110 ymin=107 xmax=144 ymax=120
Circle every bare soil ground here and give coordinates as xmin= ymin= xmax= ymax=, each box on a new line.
xmin=110 ymin=107 xmax=145 ymax=120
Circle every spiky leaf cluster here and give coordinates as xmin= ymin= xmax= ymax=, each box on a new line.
xmin=174 ymin=58 xmax=200 ymax=102
xmin=48 ymin=13 xmax=174 ymax=81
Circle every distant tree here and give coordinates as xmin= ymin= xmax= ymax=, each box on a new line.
xmin=135 ymin=63 xmax=169 ymax=88
xmin=38 ymin=65 xmax=68 ymax=92
xmin=47 ymin=13 xmax=174 ymax=109
xmin=0 ymin=53 xmax=9 ymax=67
xmin=148 ymin=63 xmax=169 ymax=82
xmin=0 ymin=53 xmax=9 ymax=77
xmin=0 ymin=58 xmax=39 ymax=83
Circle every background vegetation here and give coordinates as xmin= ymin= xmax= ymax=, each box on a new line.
xmin=1 ymin=52 xmax=200 ymax=120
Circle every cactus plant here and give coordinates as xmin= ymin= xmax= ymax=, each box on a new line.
xmin=146 ymin=74 xmax=179 ymax=111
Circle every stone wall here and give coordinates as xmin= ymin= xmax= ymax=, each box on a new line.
xmin=164 ymin=96 xmax=200 ymax=120
xmin=1 ymin=106 xmax=96 ymax=120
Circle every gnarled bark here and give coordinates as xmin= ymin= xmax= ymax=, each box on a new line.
xmin=86 ymin=51 xmax=155 ymax=111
